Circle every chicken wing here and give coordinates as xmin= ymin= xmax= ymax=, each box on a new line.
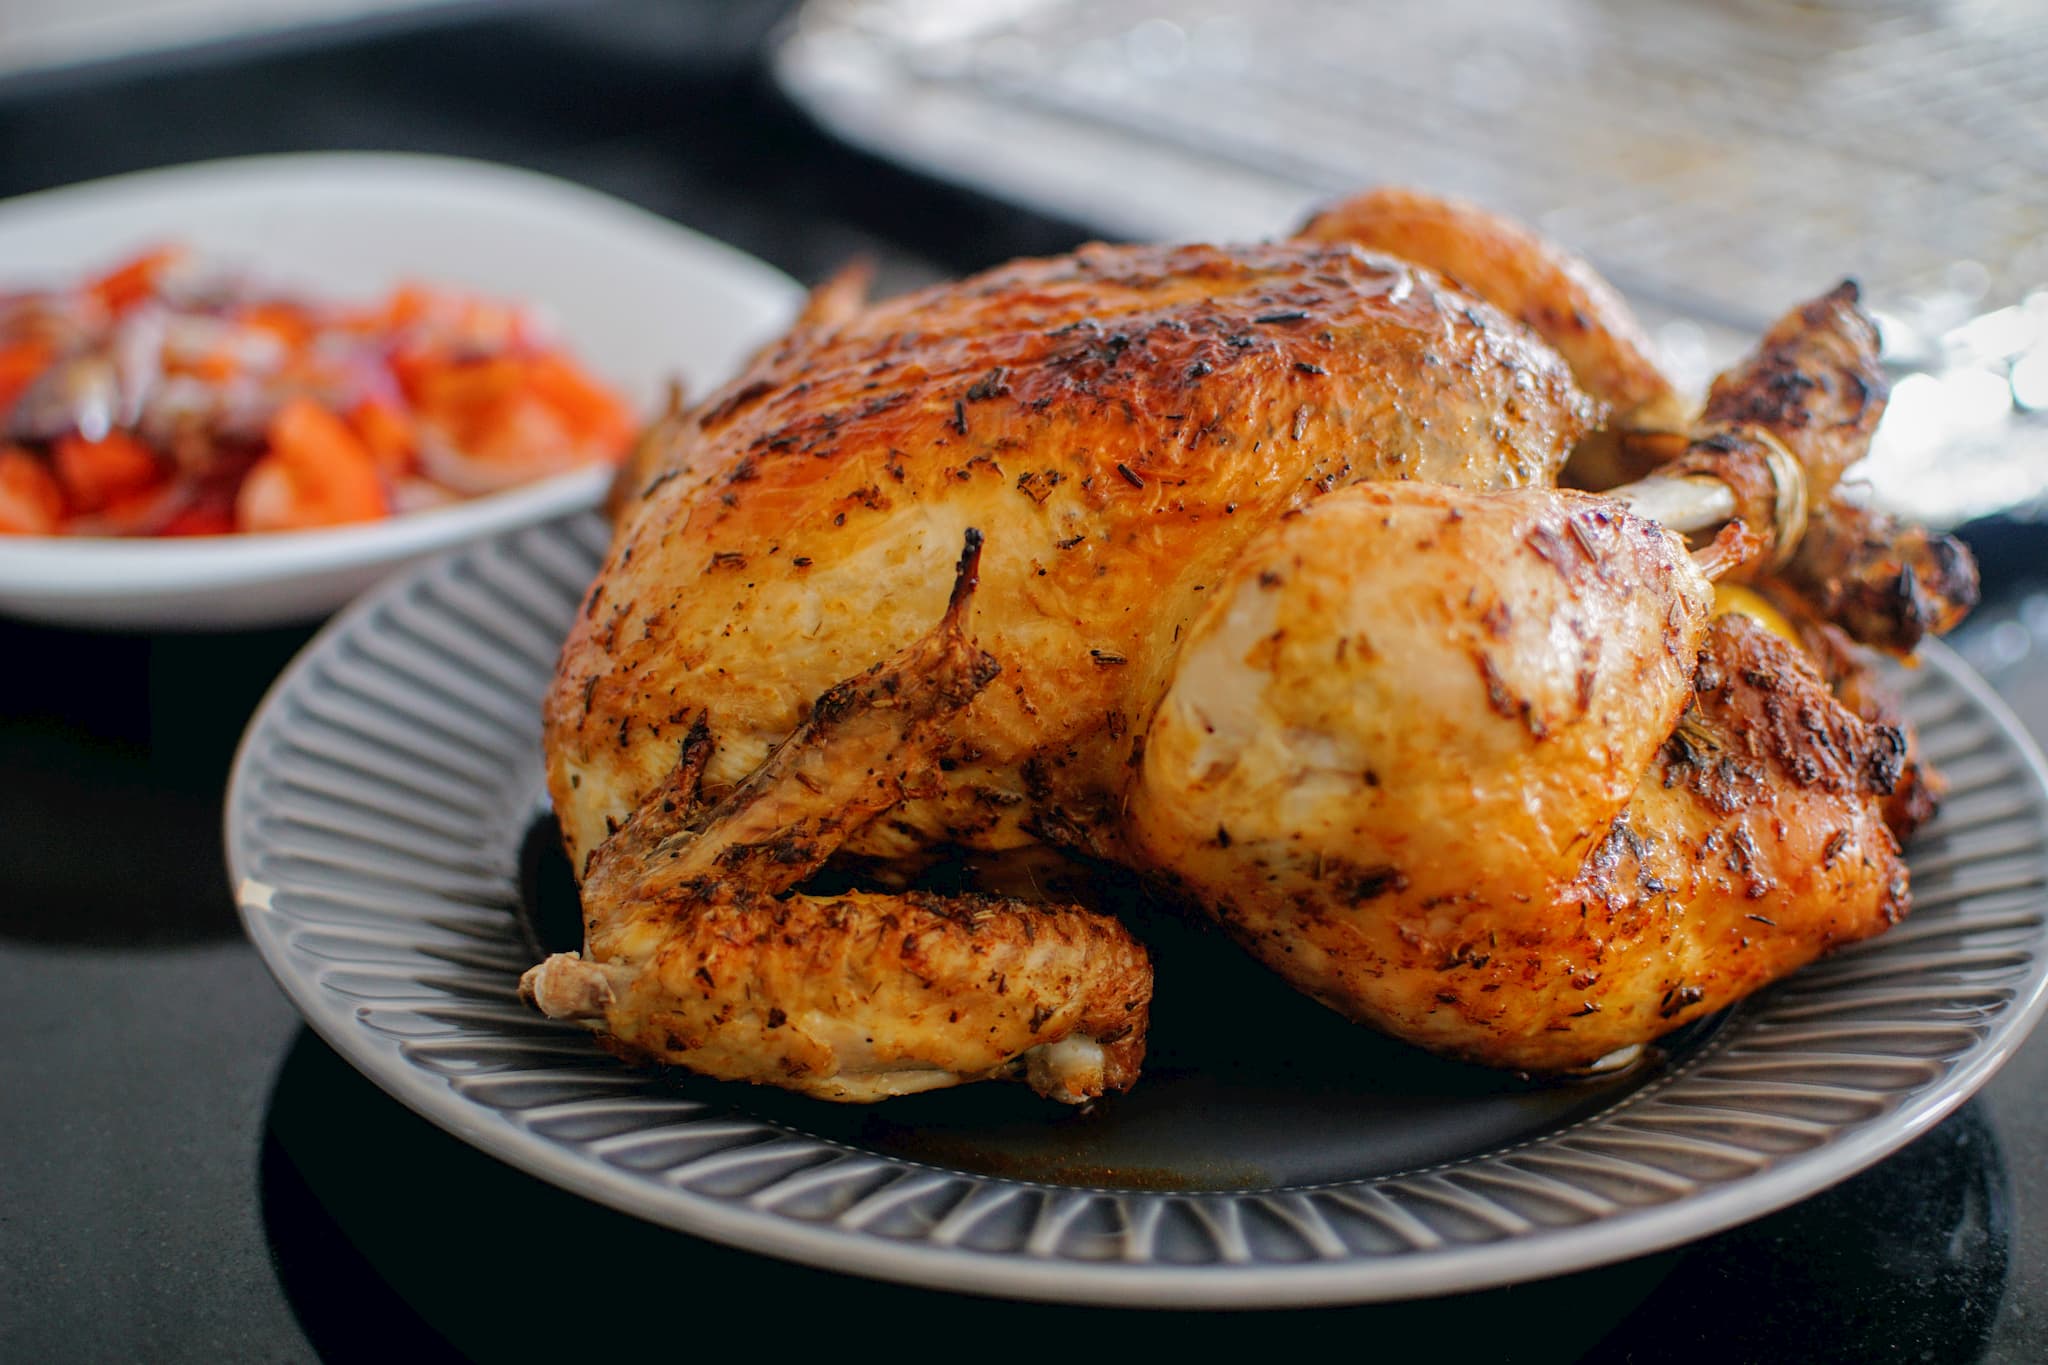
xmin=525 ymin=535 xmax=1152 ymax=1102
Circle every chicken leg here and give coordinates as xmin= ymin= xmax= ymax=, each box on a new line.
xmin=1130 ymin=287 xmax=1915 ymax=1070
xmin=1302 ymin=189 xmax=1977 ymax=654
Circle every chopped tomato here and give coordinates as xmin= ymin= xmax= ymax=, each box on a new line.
xmin=378 ymin=283 xmax=437 ymax=331
xmin=87 ymin=246 xmax=183 ymax=315
xmin=349 ymin=398 xmax=416 ymax=477
xmin=0 ymin=448 xmax=64 ymax=534
xmin=406 ymin=353 xmax=631 ymax=474
xmin=239 ymin=302 xmax=317 ymax=350
xmin=394 ymin=351 xmax=512 ymax=414
xmin=52 ymin=431 xmax=162 ymax=515
xmin=0 ymin=340 xmax=53 ymax=412
xmin=403 ymin=356 xmax=526 ymax=447
xmin=525 ymin=354 xmax=634 ymax=449
xmin=237 ymin=397 xmax=389 ymax=532
xmin=0 ymin=248 xmax=632 ymax=538
xmin=85 ymin=484 xmax=179 ymax=536
xmin=385 ymin=282 xmax=525 ymax=346
xmin=158 ymin=501 xmax=237 ymax=537
xmin=182 ymin=349 xmax=241 ymax=384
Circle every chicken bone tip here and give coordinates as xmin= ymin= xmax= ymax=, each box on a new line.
xmin=520 ymin=952 xmax=629 ymax=1021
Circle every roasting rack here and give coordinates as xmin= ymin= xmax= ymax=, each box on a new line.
xmin=777 ymin=0 xmax=2048 ymax=529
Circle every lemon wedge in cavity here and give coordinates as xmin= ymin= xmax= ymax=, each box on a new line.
xmin=1713 ymin=583 xmax=1800 ymax=645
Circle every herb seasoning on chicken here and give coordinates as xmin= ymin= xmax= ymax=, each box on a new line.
xmin=525 ymin=189 xmax=1976 ymax=1100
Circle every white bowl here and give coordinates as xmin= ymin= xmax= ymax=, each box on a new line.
xmin=0 ymin=152 xmax=804 ymax=629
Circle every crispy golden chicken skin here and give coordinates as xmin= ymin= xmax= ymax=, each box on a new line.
xmin=1300 ymin=186 xmax=1684 ymax=433
xmin=1130 ymin=488 xmax=1910 ymax=1070
xmin=548 ymin=240 xmax=1595 ymax=875
xmin=535 ymin=190 xmax=1973 ymax=1092
xmin=526 ymin=537 xmax=1151 ymax=1102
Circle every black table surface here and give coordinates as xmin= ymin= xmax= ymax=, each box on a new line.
xmin=5 ymin=4 xmax=2048 ymax=1360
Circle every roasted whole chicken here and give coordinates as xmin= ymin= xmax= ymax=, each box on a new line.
xmin=523 ymin=189 xmax=1977 ymax=1102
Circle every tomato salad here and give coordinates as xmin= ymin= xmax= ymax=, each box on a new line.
xmin=0 ymin=248 xmax=634 ymax=537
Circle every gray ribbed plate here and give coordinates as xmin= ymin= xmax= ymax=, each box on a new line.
xmin=226 ymin=514 xmax=2048 ymax=1307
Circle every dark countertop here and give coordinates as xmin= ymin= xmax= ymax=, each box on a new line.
xmin=3 ymin=4 xmax=2047 ymax=1359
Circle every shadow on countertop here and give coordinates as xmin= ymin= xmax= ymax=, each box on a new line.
xmin=261 ymin=1022 xmax=2010 ymax=1364
xmin=0 ymin=618 xmax=316 ymax=945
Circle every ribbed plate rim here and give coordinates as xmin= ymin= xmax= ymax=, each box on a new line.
xmin=225 ymin=515 xmax=2048 ymax=1308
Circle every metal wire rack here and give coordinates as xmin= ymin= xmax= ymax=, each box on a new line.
xmin=778 ymin=0 xmax=2048 ymax=526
